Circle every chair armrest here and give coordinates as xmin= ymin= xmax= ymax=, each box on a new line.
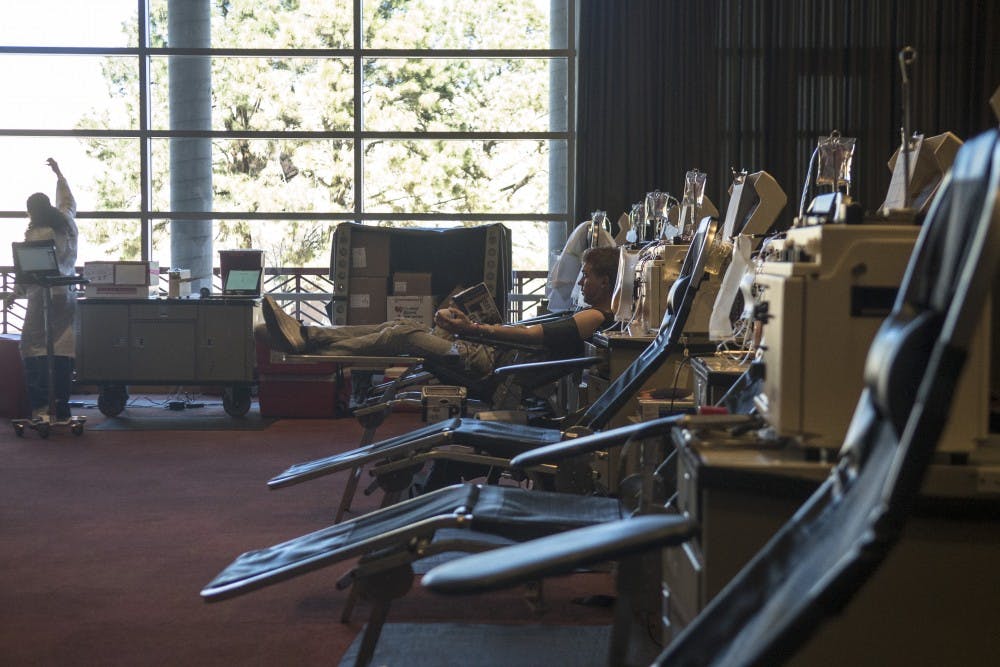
xmin=422 ymin=514 xmax=697 ymax=595
xmin=492 ymin=356 xmax=599 ymax=378
xmin=511 ymin=413 xmax=760 ymax=469
xmin=510 ymin=415 xmax=684 ymax=469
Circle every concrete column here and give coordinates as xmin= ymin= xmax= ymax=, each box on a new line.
xmin=168 ymin=0 xmax=213 ymax=292
xmin=548 ymin=0 xmax=571 ymax=269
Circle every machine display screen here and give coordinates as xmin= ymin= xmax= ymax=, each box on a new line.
xmin=224 ymin=269 xmax=262 ymax=294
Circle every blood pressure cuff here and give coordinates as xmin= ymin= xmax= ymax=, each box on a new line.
xmin=541 ymin=316 xmax=584 ymax=358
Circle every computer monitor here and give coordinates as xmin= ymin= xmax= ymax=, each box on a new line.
xmin=223 ymin=269 xmax=262 ymax=296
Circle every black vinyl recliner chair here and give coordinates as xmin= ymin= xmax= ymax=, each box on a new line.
xmin=422 ymin=127 xmax=1000 ymax=666
xmin=202 ymin=413 xmax=698 ymax=667
xmin=268 ymin=216 xmax=727 ymax=517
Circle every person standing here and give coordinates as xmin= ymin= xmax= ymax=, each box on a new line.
xmin=18 ymin=158 xmax=79 ymax=421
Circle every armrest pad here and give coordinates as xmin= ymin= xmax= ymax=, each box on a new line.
xmin=423 ymin=514 xmax=696 ymax=595
xmin=492 ymin=356 xmax=598 ymax=378
xmin=511 ymin=415 xmax=685 ymax=468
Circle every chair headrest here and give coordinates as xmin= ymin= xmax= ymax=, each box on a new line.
xmin=863 ymin=310 xmax=940 ymax=437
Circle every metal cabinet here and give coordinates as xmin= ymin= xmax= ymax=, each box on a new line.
xmin=660 ymin=435 xmax=1000 ymax=665
xmin=76 ymin=298 xmax=261 ymax=416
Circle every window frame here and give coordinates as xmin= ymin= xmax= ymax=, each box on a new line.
xmin=0 ymin=0 xmax=577 ymax=264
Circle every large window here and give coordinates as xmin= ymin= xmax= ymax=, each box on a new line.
xmin=0 ymin=0 xmax=575 ymax=272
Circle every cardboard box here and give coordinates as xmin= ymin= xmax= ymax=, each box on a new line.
xmin=166 ymin=269 xmax=192 ymax=298
xmin=349 ymin=230 xmax=390 ymax=277
xmin=392 ymin=272 xmax=433 ymax=296
xmin=84 ymin=284 xmax=158 ymax=299
xmin=348 ymin=276 xmax=388 ymax=324
xmin=387 ymin=295 xmax=435 ymax=326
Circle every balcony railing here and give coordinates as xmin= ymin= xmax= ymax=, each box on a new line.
xmin=1 ymin=266 xmax=550 ymax=335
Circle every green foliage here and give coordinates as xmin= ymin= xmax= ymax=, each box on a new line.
xmin=80 ymin=0 xmax=553 ymax=268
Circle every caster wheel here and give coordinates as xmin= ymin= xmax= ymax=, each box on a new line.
xmin=13 ymin=423 xmax=25 ymax=437
xmin=72 ymin=423 xmax=85 ymax=436
xmin=223 ymin=386 xmax=252 ymax=417
xmin=98 ymin=385 xmax=129 ymax=417
xmin=36 ymin=422 xmax=51 ymax=439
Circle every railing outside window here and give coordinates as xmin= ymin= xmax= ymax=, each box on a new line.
xmin=0 ymin=266 xmax=549 ymax=335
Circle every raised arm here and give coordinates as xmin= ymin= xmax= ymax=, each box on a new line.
xmin=47 ymin=158 xmax=77 ymax=219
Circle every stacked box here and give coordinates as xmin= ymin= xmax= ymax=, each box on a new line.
xmin=348 ymin=276 xmax=389 ymax=324
xmin=328 ymin=223 xmax=511 ymax=326
xmin=391 ymin=272 xmax=432 ymax=295
xmin=83 ymin=261 xmax=160 ymax=298
xmin=388 ymin=270 xmax=434 ymax=325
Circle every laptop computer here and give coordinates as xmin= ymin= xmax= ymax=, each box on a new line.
xmin=222 ymin=268 xmax=263 ymax=297
xmin=12 ymin=240 xmax=62 ymax=285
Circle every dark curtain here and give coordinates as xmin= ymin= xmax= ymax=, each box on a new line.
xmin=577 ymin=0 xmax=1000 ymax=231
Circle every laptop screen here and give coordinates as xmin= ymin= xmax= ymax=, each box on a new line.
xmin=223 ymin=268 xmax=262 ymax=295
xmin=12 ymin=241 xmax=60 ymax=281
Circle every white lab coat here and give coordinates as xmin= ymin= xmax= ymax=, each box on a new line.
xmin=19 ymin=177 xmax=79 ymax=359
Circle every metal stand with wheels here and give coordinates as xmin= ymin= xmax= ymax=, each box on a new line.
xmin=11 ymin=273 xmax=89 ymax=438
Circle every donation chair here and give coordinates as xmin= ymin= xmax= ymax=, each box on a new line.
xmin=200 ymin=208 xmax=783 ymax=664
xmin=421 ymin=127 xmax=1000 ymax=666
xmin=202 ymin=413 xmax=704 ymax=667
xmin=269 ymin=216 xmax=725 ymax=520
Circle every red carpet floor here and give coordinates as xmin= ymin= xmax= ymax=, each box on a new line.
xmin=0 ymin=399 xmax=614 ymax=666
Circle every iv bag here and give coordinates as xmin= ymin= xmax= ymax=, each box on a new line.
xmin=816 ymin=132 xmax=857 ymax=192
xmin=683 ymin=169 xmax=707 ymax=207
xmin=679 ymin=169 xmax=707 ymax=238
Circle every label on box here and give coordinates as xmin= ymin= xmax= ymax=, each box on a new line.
xmin=83 ymin=262 xmax=115 ymax=284
xmin=351 ymin=247 xmax=368 ymax=269
xmin=387 ymin=295 xmax=434 ymax=326
xmin=392 ymin=272 xmax=433 ymax=295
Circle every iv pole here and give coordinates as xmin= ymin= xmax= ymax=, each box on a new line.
xmin=898 ymin=46 xmax=917 ymax=211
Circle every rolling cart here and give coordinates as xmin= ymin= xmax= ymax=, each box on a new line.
xmin=75 ymin=296 xmax=261 ymax=419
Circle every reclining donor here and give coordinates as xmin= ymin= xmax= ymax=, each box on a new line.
xmin=261 ymin=246 xmax=620 ymax=375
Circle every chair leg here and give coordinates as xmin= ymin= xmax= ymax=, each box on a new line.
xmin=608 ymin=552 xmax=663 ymax=667
xmin=349 ymin=564 xmax=415 ymax=667
xmin=341 ymin=583 xmax=359 ymax=623
xmin=335 ymin=465 xmax=364 ymax=523
xmin=351 ymin=597 xmax=391 ymax=667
